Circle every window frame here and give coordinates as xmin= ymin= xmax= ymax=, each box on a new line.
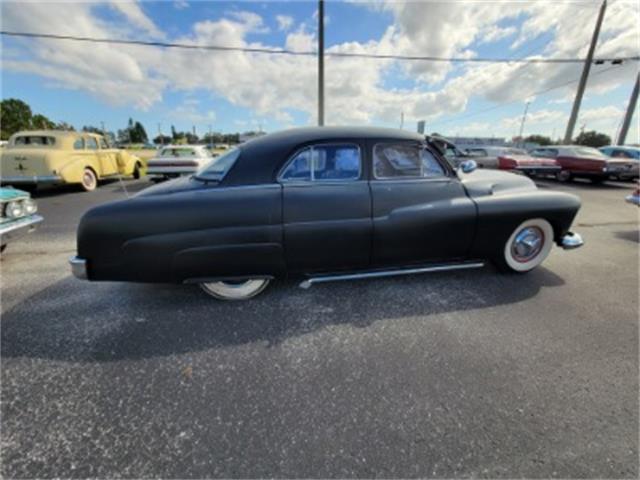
xmin=372 ymin=141 xmax=449 ymax=181
xmin=85 ymin=137 xmax=99 ymax=150
xmin=73 ymin=138 xmax=85 ymax=150
xmin=278 ymin=142 xmax=363 ymax=183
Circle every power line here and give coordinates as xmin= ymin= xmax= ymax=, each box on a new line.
xmin=1 ymin=30 xmax=638 ymax=64
xmin=429 ymin=64 xmax=622 ymax=127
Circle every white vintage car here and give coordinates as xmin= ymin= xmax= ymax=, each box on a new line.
xmin=146 ymin=145 xmax=212 ymax=181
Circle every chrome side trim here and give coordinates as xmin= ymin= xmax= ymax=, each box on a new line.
xmin=0 ymin=175 xmax=62 ymax=184
xmin=561 ymin=232 xmax=584 ymax=250
xmin=299 ymin=261 xmax=485 ymax=289
xmin=69 ymin=256 xmax=88 ymax=280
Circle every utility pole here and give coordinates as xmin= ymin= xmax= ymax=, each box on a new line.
xmin=617 ymin=71 xmax=639 ymax=145
xmin=100 ymin=121 xmax=105 ymax=136
xmin=564 ymin=0 xmax=607 ymax=143
xmin=318 ymin=0 xmax=325 ymax=126
xmin=158 ymin=123 xmax=163 ymax=146
xmin=518 ymin=101 xmax=530 ymax=147
xmin=400 ymin=111 xmax=404 ymax=129
xmin=208 ymin=124 xmax=213 ymax=146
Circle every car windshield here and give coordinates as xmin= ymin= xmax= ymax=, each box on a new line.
xmin=194 ymin=147 xmax=240 ymax=181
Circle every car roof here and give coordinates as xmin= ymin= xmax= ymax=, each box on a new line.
xmin=225 ymin=126 xmax=425 ymax=185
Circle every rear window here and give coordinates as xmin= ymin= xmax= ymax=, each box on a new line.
xmin=195 ymin=148 xmax=240 ymax=181
xmin=13 ymin=136 xmax=56 ymax=146
xmin=160 ymin=148 xmax=201 ymax=158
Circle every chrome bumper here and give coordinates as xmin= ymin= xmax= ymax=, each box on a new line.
xmin=69 ymin=256 xmax=88 ymax=280
xmin=0 ymin=175 xmax=62 ymax=184
xmin=561 ymin=232 xmax=584 ymax=250
xmin=0 ymin=214 xmax=43 ymax=244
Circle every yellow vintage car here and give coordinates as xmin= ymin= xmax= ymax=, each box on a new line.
xmin=0 ymin=130 xmax=145 ymax=191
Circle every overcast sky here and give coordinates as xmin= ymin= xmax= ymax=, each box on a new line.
xmin=1 ymin=0 xmax=638 ymax=143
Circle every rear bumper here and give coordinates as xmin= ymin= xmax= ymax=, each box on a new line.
xmin=69 ymin=256 xmax=88 ymax=280
xmin=0 ymin=175 xmax=62 ymax=185
xmin=0 ymin=214 xmax=43 ymax=246
xmin=147 ymin=167 xmax=197 ymax=177
xmin=560 ymin=231 xmax=584 ymax=250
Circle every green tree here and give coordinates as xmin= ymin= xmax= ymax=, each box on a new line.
xmin=0 ymin=98 xmax=33 ymax=139
xmin=524 ymin=134 xmax=553 ymax=146
xmin=31 ymin=113 xmax=56 ymax=130
xmin=55 ymin=121 xmax=75 ymax=131
xmin=153 ymin=134 xmax=172 ymax=145
xmin=171 ymin=125 xmax=177 ymax=140
xmin=130 ymin=121 xmax=148 ymax=143
xmin=575 ymin=130 xmax=611 ymax=148
xmin=82 ymin=125 xmax=103 ymax=134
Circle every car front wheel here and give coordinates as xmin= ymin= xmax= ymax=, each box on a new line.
xmin=496 ymin=218 xmax=554 ymax=273
xmin=200 ymin=279 xmax=270 ymax=300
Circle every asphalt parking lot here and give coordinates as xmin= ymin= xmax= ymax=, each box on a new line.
xmin=1 ymin=178 xmax=638 ymax=478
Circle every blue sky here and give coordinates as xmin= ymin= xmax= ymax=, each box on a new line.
xmin=1 ymin=0 xmax=638 ymax=143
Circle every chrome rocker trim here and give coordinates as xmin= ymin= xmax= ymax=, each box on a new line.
xmin=69 ymin=256 xmax=88 ymax=280
xmin=561 ymin=232 xmax=584 ymax=250
xmin=299 ymin=260 xmax=485 ymax=289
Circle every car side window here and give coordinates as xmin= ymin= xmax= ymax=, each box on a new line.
xmin=374 ymin=143 xmax=421 ymax=179
xmin=280 ymin=148 xmax=312 ymax=181
xmin=612 ymin=150 xmax=631 ymax=159
xmin=85 ymin=137 xmax=98 ymax=150
xmin=99 ymin=138 xmax=108 ymax=149
xmin=313 ymin=145 xmax=360 ymax=180
xmin=73 ymin=138 xmax=85 ymax=150
xmin=421 ymin=149 xmax=446 ymax=177
xmin=280 ymin=144 xmax=360 ymax=182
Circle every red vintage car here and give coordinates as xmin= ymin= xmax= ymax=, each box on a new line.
xmin=497 ymin=148 xmax=560 ymax=176
xmin=530 ymin=145 xmax=639 ymax=183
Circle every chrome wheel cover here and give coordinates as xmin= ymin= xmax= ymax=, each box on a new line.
xmin=510 ymin=226 xmax=545 ymax=263
xmin=200 ymin=279 xmax=270 ymax=300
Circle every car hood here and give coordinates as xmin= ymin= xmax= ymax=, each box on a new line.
xmin=459 ymin=169 xmax=537 ymax=198
xmin=0 ymin=187 xmax=30 ymax=201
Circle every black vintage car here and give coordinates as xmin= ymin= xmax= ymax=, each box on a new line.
xmin=70 ymin=127 xmax=584 ymax=300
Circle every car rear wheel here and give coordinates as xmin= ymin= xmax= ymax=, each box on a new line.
xmin=200 ymin=279 xmax=270 ymax=300
xmin=133 ymin=162 xmax=142 ymax=180
xmin=555 ymin=170 xmax=571 ymax=182
xmin=81 ymin=168 xmax=98 ymax=192
xmin=495 ymin=218 xmax=554 ymax=273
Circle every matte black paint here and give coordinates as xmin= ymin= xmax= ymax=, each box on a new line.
xmin=76 ymin=127 xmax=581 ymax=283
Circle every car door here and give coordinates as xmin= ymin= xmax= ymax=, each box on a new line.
xmin=83 ymin=136 xmax=107 ymax=176
xmin=91 ymin=137 xmax=116 ymax=175
xmin=280 ymin=142 xmax=372 ymax=273
xmin=369 ymin=141 xmax=476 ymax=267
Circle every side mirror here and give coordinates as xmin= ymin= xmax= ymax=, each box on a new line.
xmin=459 ymin=159 xmax=477 ymax=174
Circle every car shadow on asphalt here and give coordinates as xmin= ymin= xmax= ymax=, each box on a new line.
xmin=1 ymin=266 xmax=566 ymax=363
xmin=30 ymin=179 xmax=152 ymax=199
xmin=614 ymin=229 xmax=640 ymax=243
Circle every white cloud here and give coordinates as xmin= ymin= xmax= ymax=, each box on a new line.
xmin=1 ymin=0 xmax=637 ymax=141
xmin=276 ymin=14 xmax=294 ymax=31
xmin=174 ymin=0 xmax=189 ymax=10
xmin=108 ymin=1 xmax=164 ymax=38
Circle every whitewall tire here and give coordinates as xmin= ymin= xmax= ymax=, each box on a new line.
xmin=501 ymin=218 xmax=554 ymax=273
xmin=200 ymin=279 xmax=270 ymax=300
xmin=81 ymin=168 xmax=98 ymax=192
